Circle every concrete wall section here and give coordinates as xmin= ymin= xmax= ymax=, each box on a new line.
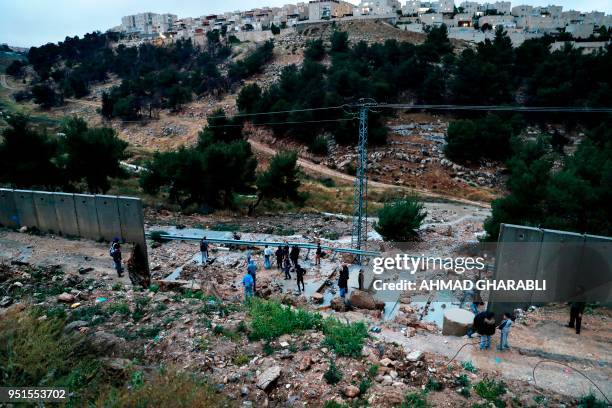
xmin=74 ymin=194 xmax=101 ymax=240
xmin=32 ymin=191 xmax=60 ymax=233
xmin=13 ymin=190 xmax=39 ymax=228
xmin=95 ymin=195 xmax=122 ymax=241
xmin=54 ymin=192 xmax=80 ymax=237
xmin=118 ymin=196 xmax=146 ymax=247
xmin=0 ymin=188 xmax=19 ymax=228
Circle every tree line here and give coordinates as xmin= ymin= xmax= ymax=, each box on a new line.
xmin=236 ymin=26 xmax=611 ymax=149
xmin=7 ymin=31 xmax=274 ymax=118
xmin=0 ymin=115 xmax=127 ymax=193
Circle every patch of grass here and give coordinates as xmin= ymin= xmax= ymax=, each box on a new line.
xmin=70 ymin=304 xmax=109 ymax=325
xmin=247 ymin=299 xmax=322 ymax=341
xmin=149 ymin=230 xmax=169 ymax=243
xmin=367 ymin=363 xmax=379 ymax=378
xmin=263 ymin=341 xmax=275 ymax=355
xmin=112 ymin=282 xmax=124 ymax=291
xmin=149 ymin=283 xmax=160 ymax=293
xmin=474 ymin=378 xmax=507 ymax=405
xmin=320 ymin=230 xmax=340 ymax=240
xmin=459 ymin=386 xmax=471 ymax=398
xmin=425 ymin=377 xmax=443 ymax=392
xmin=212 ymin=222 xmax=241 ymax=232
xmin=95 ymin=368 xmax=228 ymax=406
xmin=153 ymin=302 xmax=168 ymax=314
xmin=324 ymin=401 xmax=348 ymax=408
xmin=136 ymin=325 xmax=161 ymax=339
xmin=132 ymin=296 xmax=150 ymax=321
xmin=359 ymin=377 xmax=372 ymax=395
xmin=461 ymin=360 xmax=477 ymax=373
xmin=129 ymin=370 xmax=144 ymax=390
xmin=212 ymin=324 xmax=240 ymax=341
xmin=324 ymin=359 xmax=343 ymax=385
xmin=322 ymin=319 xmax=368 ymax=358
xmin=0 ymin=308 xmax=105 ymax=405
xmin=577 ymin=392 xmax=608 ymax=408
xmin=274 ymin=225 xmax=296 ymax=236
xmin=455 ymin=374 xmax=471 ymax=387
xmin=233 ymin=354 xmax=250 ymax=366
xmin=194 ymin=336 xmax=209 ymax=352
xmin=107 ymin=301 xmax=130 ymax=316
xmin=401 ymin=391 xmax=430 ymax=408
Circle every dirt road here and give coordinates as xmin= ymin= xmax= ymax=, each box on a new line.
xmin=247 ymin=138 xmax=490 ymax=208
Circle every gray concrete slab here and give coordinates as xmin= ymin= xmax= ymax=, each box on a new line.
xmin=53 ymin=192 xmax=80 ymax=237
xmin=118 ymin=196 xmax=145 ymax=247
xmin=95 ymin=195 xmax=122 ymax=241
xmin=13 ymin=189 xmax=38 ymax=228
xmin=0 ymin=189 xmax=19 ymax=228
xmin=32 ymin=191 xmax=60 ymax=233
xmin=74 ymin=194 xmax=101 ymax=240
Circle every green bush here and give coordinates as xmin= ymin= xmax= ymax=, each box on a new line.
xmin=309 ymin=135 xmax=329 ymax=155
xmin=401 ymin=391 xmax=430 ymax=408
xmin=577 ymin=392 xmax=608 ymax=408
xmin=323 ymin=359 xmax=343 ymax=385
xmin=474 ymin=378 xmax=507 ymax=403
xmin=374 ymin=196 xmax=427 ymax=241
xmin=322 ymin=319 xmax=368 ymax=357
xmin=247 ymin=299 xmax=322 ymax=341
xmin=425 ymin=377 xmax=443 ymax=391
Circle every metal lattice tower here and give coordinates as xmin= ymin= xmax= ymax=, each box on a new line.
xmin=351 ymin=99 xmax=377 ymax=262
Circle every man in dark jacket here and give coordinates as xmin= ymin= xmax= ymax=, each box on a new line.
xmin=476 ymin=311 xmax=496 ymax=350
xmin=109 ymin=238 xmax=123 ymax=277
xmin=338 ymin=264 xmax=349 ymax=298
xmin=568 ymin=301 xmax=586 ymax=334
xmin=275 ymin=246 xmax=284 ymax=270
xmin=296 ymin=263 xmax=306 ymax=293
xmin=290 ymin=245 xmax=299 ymax=267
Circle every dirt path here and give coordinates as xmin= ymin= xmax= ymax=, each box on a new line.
xmin=247 ymin=138 xmax=490 ymax=208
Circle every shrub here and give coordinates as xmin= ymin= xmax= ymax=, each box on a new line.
xmin=374 ymin=196 xmax=427 ymax=241
xmin=577 ymin=392 xmax=608 ymax=408
xmin=425 ymin=377 xmax=443 ymax=391
xmin=323 ymin=359 xmax=343 ymax=385
xmin=96 ymin=369 xmax=228 ymax=407
xmin=322 ymin=319 xmax=368 ymax=357
xmin=248 ymin=299 xmax=322 ymax=341
xmin=108 ymin=301 xmax=130 ymax=316
xmin=455 ymin=373 xmax=471 ymax=387
xmin=461 ymin=360 xmax=477 ymax=372
xmin=474 ymin=378 xmax=507 ymax=402
xmin=401 ymin=391 xmax=430 ymax=408
xmin=309 ymin=135 xmax=329 ymax=155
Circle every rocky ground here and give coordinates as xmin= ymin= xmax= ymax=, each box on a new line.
xmin=1 ymin=207 xmax=609 ymax=407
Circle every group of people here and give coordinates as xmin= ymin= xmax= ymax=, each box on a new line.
xmin=468 ymin=308 xmax=513 ymax=351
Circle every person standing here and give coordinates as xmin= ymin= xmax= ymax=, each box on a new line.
xmin=497 ymin=312 xmax=513 ymax=351
xmin=290 ymin=245 xmax=299 ymax=267
xmin=358 ymin=268 xmax=364 ymax=291
xmin=263 ymin=245 xmax=273 ymax=269
xmin=338 ymin=264 xmax=349 ymax=298
xmin=109 ymin=238 xmax=123 ymax=277
xmin=477 ymin=311 xmax=496 ymax=350
xmin=568 ymin=301 xmax=586 ymax=334
xmin=315 ymin=242 xmax=322 ymax=266
xmin=200 ymin=236 xmax=209 ymax=265
xmin=247 ymin=259 xmax=257 ymax=293
xmin=296 ymin=263 xmax=305 ymax=293
xmin=283 ymin=255 xmax=292 ymax=280
xmin=275 ymin=246 xmax=284 ymax=270
xmin=242 ymin=271 xmax=254 ymax=301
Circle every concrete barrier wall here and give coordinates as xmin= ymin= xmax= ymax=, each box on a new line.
xmin=0 ymin=189 xmax=19 ymax=228
xmin=74 ymin=194 xmax=101 ymax=240
xmin=54 ymin=192 xmax=79 ymax=237
xmin=0 ymin=189 xmax=148 ymax=270
xmin=489 ymin=224 xmax=612 ymax=320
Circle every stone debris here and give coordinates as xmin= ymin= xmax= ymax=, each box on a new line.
xmin=256 ymin=365 xmax=281 ymax=392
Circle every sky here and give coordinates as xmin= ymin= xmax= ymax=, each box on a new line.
xmin=1 ymin=0 xmax=610 ymax=48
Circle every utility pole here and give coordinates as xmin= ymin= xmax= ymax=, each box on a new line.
xmin=351 ymin=99 xmax=377 ymax=263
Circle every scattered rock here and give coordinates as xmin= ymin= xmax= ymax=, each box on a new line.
xmin=330 ymin=297 xmax=347 ymax=312
xmin=349 ymin=290 xmax=384 ymax=310
xmin=299 ymin=355 xmax=312 ymax=371
xmin=57 ymin=292 xmax=76 ymax=303
xmin=256 ymin=365 xmax=281 ymax=392
xmin=311 ymin=292 xmax=324 ymax=304
xmin=0 ymin=296 xmax=13 ymax=307
xmin=64 ymin=320 xmax=89 ymax=333
xmin=343 ymin=385 xmax=360 ymax=398
xmin=406 ymin=350 xmax=423 ymax=362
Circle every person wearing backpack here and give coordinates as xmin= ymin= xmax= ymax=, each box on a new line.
xmin=109 ymin=238 xmax=123 ymax=277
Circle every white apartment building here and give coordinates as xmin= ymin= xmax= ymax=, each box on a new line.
xmin=402 ymin=0 xmax=421 ymax=15
xmin=565 ymin=22 xmax=595 ymax=38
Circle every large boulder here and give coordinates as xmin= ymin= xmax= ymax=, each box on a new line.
xmin=349 ymin=290 xmax=384 ymax=310
xmin=89 ymin=331 xmax=126 ymax=355
xmin=257 ymin=365 xmax=281 ymax=392
xmin=442 ymin=308 xmax=474 ymax=336
xmin=330 ymin=297 xmax=347 ymax=312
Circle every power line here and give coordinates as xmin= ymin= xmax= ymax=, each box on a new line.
xmin=377 ymin=104 xmax=612 ymax=113
xmin=205 ymin=117 xmax=356 ymax=128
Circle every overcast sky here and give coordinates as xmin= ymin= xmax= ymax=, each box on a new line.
xmin=1 ymin=0 xmax=610 ymax=48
